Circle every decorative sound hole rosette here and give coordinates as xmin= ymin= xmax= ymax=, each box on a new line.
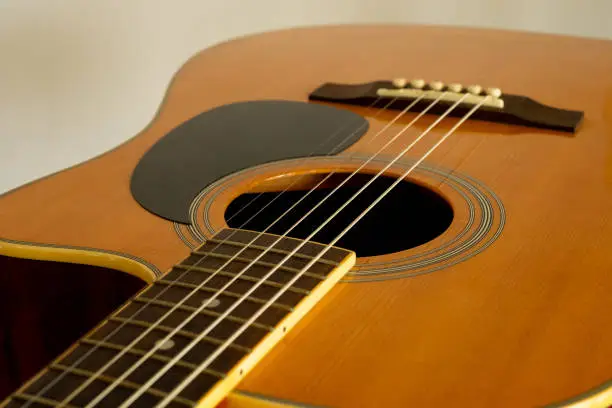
xmin=183 ymin=156 xmax=505 ymax=283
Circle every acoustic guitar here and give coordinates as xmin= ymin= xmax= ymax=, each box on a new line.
xmin=1 ymin=24 xmax=611 ymax=408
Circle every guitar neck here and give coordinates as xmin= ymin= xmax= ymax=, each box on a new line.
xmin=5 ymin=229 xmax=355 ymax=407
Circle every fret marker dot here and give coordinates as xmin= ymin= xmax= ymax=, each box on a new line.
xmin=202 ymin=298 xmax=221 ymax=308
xmin=155 ymin=339 xmax=175 ymax=350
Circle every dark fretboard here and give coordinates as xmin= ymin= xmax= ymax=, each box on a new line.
xmin=4 ymin=228 xmax=355 ymax=408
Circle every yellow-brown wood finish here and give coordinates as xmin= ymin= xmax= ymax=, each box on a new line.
xmin=1 ymin=25 xmax=612 ymax=407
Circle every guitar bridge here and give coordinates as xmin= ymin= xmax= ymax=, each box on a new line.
xmin=308 ymin=78 xmax=584 ymax=133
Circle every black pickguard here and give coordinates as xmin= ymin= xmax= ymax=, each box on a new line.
xmin=130 ymin=100 xmax=368 ymax=224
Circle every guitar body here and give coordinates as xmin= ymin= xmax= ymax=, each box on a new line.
xmin=1 ymin=25 xmax=612 ymax=407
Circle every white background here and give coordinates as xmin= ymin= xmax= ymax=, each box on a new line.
xmin=1 ymin=0 xmax=611 ymax=194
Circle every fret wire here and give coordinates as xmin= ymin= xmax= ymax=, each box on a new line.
xmin=205 ymin=238 xmax=339 ymax=266
xmin=12 ymin=393 xmax=77 ymax=408
xmin=174 ymin=264 xmax=311 ymax=295
xmin=191 ymin=250 xmax=327 ymax=278
xmin=48 ymin=364 xmax=195 ymax=407
xmin=80 ymin=339 xmax=224 ymax=378
xmin=210 ymin=229 xmax=358 ymax=264
xmin=109 ymin=316 xmax=252 ymax=353
xmin=109 ymin=316 xmax=199 ymax=340
xmin=156 ymin=279 xmax=294 ymax=311
xmin=133 ymin=296 xmax=275 ymax=331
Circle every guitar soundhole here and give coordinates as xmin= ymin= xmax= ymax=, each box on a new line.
xmin=225 ymin=172 xmax=453 ymax=257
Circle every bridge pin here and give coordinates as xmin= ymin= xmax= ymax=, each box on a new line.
xmin=392 ymin=78 xmax=408 ymax=88
xmin=448 ymin=83 xmax=463 ymax=93
xmin=486 ymin=87 xmax=502 ymax=98
xmin=429 ymin=81 xmax=444 ymax=91
xmin=467 ymin=85 xmax=483 ymax=95
xmin=410 ymin=78 xmax=426 ymax=89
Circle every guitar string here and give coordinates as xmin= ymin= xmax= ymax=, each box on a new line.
xmin=157 ymin=98 xmax=487 ymax=407
xmin=39 ymin=96 xmax=418 ymax=407
xmin=75 ymin=94 xmax=431 ymax=408
xmin=23 ymin=97 xmax=400 ymax=407
xmin=130 ymin=94 xmax=485 ymax=407
xmin=66 ymin=95 xmax=435 ymax=408
xmin=88 ymin=93 xmax=459 ymax=407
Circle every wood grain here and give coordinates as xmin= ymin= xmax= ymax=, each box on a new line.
xmin=1 ymin=25 xmax=612 ymax=407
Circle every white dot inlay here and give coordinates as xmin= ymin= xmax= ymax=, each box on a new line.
xmin=155 ymin=338 xmax=175 ymax=350
xmin=202 ymin=298 xmax=221 ymax=308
